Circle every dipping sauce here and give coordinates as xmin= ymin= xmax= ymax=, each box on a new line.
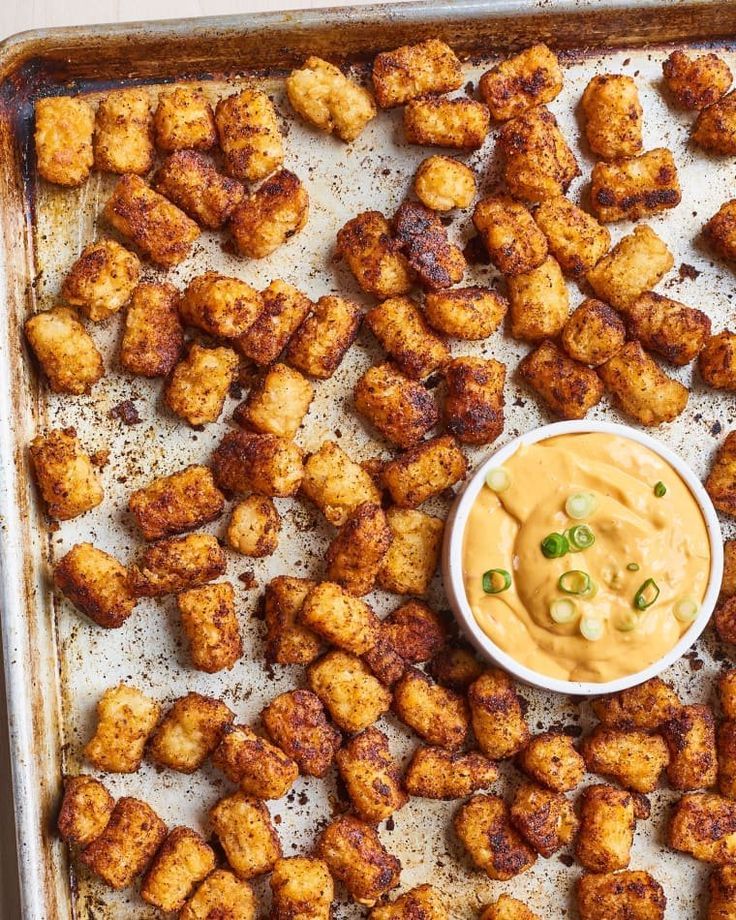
xmin=463 ymin=432 xmax=711 ymax=683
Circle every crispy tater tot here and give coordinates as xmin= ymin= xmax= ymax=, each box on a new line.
xmin=404 ymin=97 xmax=490 ymax=150
xmin=577 ymin=871 xmax=666 ymax=920
xmin=372 ymin=39 xmax=462 ymax=108
xmin=663 ymin=50 xmax=733 ymax=110
xmin=153 ymin=150 xmax=245 ymax=229
xmin=661 ymin=704 xmax=718 ymax=791
xmin=94 ymin=88 xmax=154 ymax=175
xmin=57 ymin=775 xmax=114 ymax=847
xmin=592 ymin=677 xmax=681 ymax=730
xmin=706 ymin=432 xmax=736 ymax=513
xmin=383 ymin=434 xmax=467 ymax=508
xmin=140 ymin=827 xmax=215 ymax=913
xmin=392 ymin=200 xmax=465 ymax=291
xmin=153 ymin=86 xmax=217 ymax=151
xmin=215 ymin=88 xmax=284 ymax=181
xmin=336 ymin=727 xmax=407 ymax=823
xmin=393 ymin=666 xmax=469 ymax=749
xmin=560 ymin=299 xmax=625 ymax=367
xmin=212 ymin=724 xmax=298 ymax=799
xmin=235 ymin=363 xmax=313 ymax=439
xmin=354 ymin=363 xmax=438 ymax=449
xmin=519 ymin=340 xmax=604 ymax=419
xmin=479 ymin=43 xmax=563 ymax=121
xmin=576 ymin=784 xmax=635 ymax=872
xmin=625 ymin=292 xmax=711 ymax=366
xmin=510 ymin=780 xmax=578 ymax=857
xmin=454 ymin=794 xmax=536 ymax=880
xmin=226 ymin=495 xmax=280 ymax=558
xmin=180 ymin=869 xmax=255 ymax=920
xmin=84 ymin=683 xmax=160 ymax=773
xmin=500 ymin=106 xmax=579 ymax=202
xmin=403 ymin=747 xmax=498 ymax=800
xmin=180 ymin=272 xmax=262 ymax=339
xmin=317 ymin=814 xmax=401 ymax=905
xmin=424 ymin=286 xmax=508 ymax=340
xmin=128 ymin=465 xmax=225 ymax=541
xmin=210 ymin=792 xmax=282 ymax=880
xmin=472 ymin=196 xmax=548 ymax=277
xmin=149 ymin=693 xmax=234 ymax=773
xmin=694 ymin=92 xmax=736 ymax=154
xmin=379 ymin=508 xmax=444 ymax=596
xmin=120 ymin=282 xmax=183 ymax=378
xmin=35 ymin=96 xmax=94 ymax=186
xmin=706 ymin=200 xmax=736 ymax=262
xmin=507 ymin=256 xmax=569 ymax=343
xmin=444 ymin=355 xmax=505 ymax=446
xmin=178 ymin=581 xmax=243 ymax=673
xmin=29 ymin=427 xmax=103 ymax=521
xmin=286 ymin=295 xmax=361 ymax=380
xmin=590 ymin=148 xmax=681 ymax=223
xmin=533 ymin=196 xmax=610 ymax=278
xmin=264 ymin=576 xmax=321 ymax=666
xmin=25 ymin=306 xmax=104 ymax=395
xmin=480 ymin=895 xmax=540 ymax=920
xmin=211 ymin=430 xmax=304 ymax=498
xmin=587 ymin=225 xmax=673 ymax=310
xmin=230 ymin=169 xmax=309 ymax=259
xmin=336 ymin=211 xmax=414 ymax=299
xmin=701 ymin=332 xmax=736 ymax=390
xmin=286 ymin=56 xmax=376 ymax=141
xmin=668 ymin=792 xmax=736 ymax=863
xmin=165 ymin=342 xmax=239 ymax=427
xmin=325 ymin=502 xmax=392 ymax=596
xmin=518 ymin=732 xmax=585 ymax=792
xmin=129 ymin=533 xmax=226 ymax=597
xmin=469 ymin=669 xmax=529 ymax=760
xmin=233 ymin=279 xmax=312 ymax=366
xmin=581 ymin=74 xmax=643 ymax=160
xmin=270 ymin=857 xmax=334 ymax=920
xmin=598 ymin=341 xmax=689 ymax=426
xmin=581 ymin=726 xmax=670 ymax=793
xmin=261 ymin=689 xmax=341 ymax=777
xmin=721 ymin=670 xmax=736 ymax=718
xmin=414 ymin=156 xmax=476 ymax=211
xmin=61 ymin=239 xmax=141 ymax=322
xmin=364 ymin=296 xmax=449 ymax=379
xmin=54 ymin=543 xmax=136 ymax=628
xmin=709 ymin=865 xmax=736 ymax=919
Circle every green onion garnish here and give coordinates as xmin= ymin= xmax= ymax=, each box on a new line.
xmin=634 ymin=578 xmax=660 ymax=610
xmin=654 ymin=481 xmax=667 ymax=498
xmin=565 ymin=492 xmax=597 ymax=520
xmin=558 ymin=570 xmax=593 ymax=596
xmin=580 ymin=617 xmax=604 ymax=641
xmin=626 ymin=563 xmax=640 ymax=572
xmin=567 ymin=524 xmax=595 ymax=551
xmin=674 ymin=597 xmax=698 ymax=623
xmin=485 ymin=468 xmax=510 ymax=493
xmin=482 ymin=569 xmax=511 ymax=594
xmin=541 ymin=532 xmax=569 ymax=558
xmin=550 ymin=598 xmax=577 ymax=624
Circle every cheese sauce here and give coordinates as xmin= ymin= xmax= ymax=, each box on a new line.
xmin=462 ymin=432 xmax=711 ymax=683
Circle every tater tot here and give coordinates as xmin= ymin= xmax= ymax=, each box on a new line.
xmin=379 ymin=508 xmax=444 ymax=596
xmin=444 ymin=356 xmax=505 ymax=445
xmin=235 ymin=363 xmax=313 ymax=438
xmin=694 ymin=92 xmax=736 ymax=154
xmin=576 ymin=784 xmax=635 ymax=872
xmin=382 ymin=599 xmax=446 ymax=662
xmin=500 ymin=106 xmax=579 ymax=202
xmin=35 ymin=96 xmax=94 ymax=186
xmin=706 ymin=200 xmax=736 ymax=262
xmin=716 ymin=597 xmax=736 ymax=644
xmin=518 ymin=732 xmax=585 ymax=792
xmin=581 ymin=74 xmax=643 ymax=160
xmin=180 ymin=272 xmax=263 ymax=339
xmin=129 ymin=464 xmax=225 ymax=541
xmin=577 ymin=871 xmax=666 ymax=920
xmin=61 ymin=239 xmax=140 ymax=322
xmin=251 ymin=572 xmax=318 ymax=669
xmin=365 ymin=296 xmax=449 ymax=379
xmin=701 ymin=332 xmax=736 ymax=390
xmin=424 ymin=286 xmax=507 ymax=340
xmin=354 ymin=363 xmax=438 ymax=449
xmin=165 ymin=342 xmax=239 ymax=427
xmin=404 ymin=97 xmax=490 ymax=150
xmin=54 ymin=543 xmax=136 ymax=628
xmin=57 ymin=775 xmax=114 ymax=847
xmin=140 ymin=827 xmax=215 ymax=913
xmin=479 ymin=43 xmax=563 ymax=121
xmin=598 ymin=340 xmax=689 ymax=426
xmin=94 ymin=88 xmax=153 ymax=175
xmin=668 ymin=792 xmax=736 ymax=863
xmin=286 ymin=295 xmax=361 ymax=379
xmin=325 ymin=502 xmax=392 ymax=596
xmin=662 ymin=703 xmax=718 ymax=791
xmin=363 ymin=638 xmax=406 ymax=688
xmin=508 ymin=255 xmax=569 ymax=342
xmin=29 ymin=427 xmax=103 ymax=521
xmin=300 ymin=581 xmax=380 ymax=653
xmin=560 ymin=299 xmax=625 ymax=367
xmin=149 ymin=693 xmax=234 ymax=773
xmin=393 ymin=666 xmax=469 ymax=749
xmin=472 ymin=195 xmax=548 ymax=276
xmin=663 ymin=50 xmax=733 ymax=110
xmin=129 ymin=533 xmax=226 ymax=597
xmin=336 ymin=727 xmax=407 ymax=823
xmin=372 ymin=39 xmax=462 ymax=108
xmin=81 ymin=797 xmax=166 ymax=889
xmin=721 ymin=670 xmax=736 ymax=719
xmin=262 ymin=689 xmax=341 ymax=777
xmin=336 ymin=211 xmax=413 ymax=299
xmin=371 ymin=885 xmax=446 ymax=920
xmin=180 ymin=869 xmax=255 ymax=920
xmin=103 ymin=174 xmax=200 ymax=267
xmin=383 ymin=435 xmax=466 ymax=508
xmin=286 ymin=56 xmax=376 ymax=141
xmin=392 ymin=200 xmax=465 ymax=291
xmin=230 ymin=169 xmax=309 ymax=259
xmin=454 ymin=794 xmax=536 ymax=880
xmin=581 ymin=726 xmax=669 ymax=793
xmin=587 ymin=224 xmax=673 ymax=310
xmin=590 ymin=148 xmax=681 ymax=223
xmin=301 ymin=440 xmax=381 ymax=526
xmin=510 ymin=780 xmax=578 ymax=857
xmin=428 ymin=642 xmax=484 ymax=691
xmin=25 ymin=306 xmax=104 ymax=395
xmin=212 ymin=724 xmax=298 ymax=799
xmin=592 ymin=677 xmax=681 ymax=730
xmin=481 ymin=895 xmax=540 ymax=920
xmin=720 ymin=721 xmax=736 ymax=799
xmin=210 ymin=793 xmax=281 ymax=880
xmin=153 ymin=86 xmax=217 ymax=151
xmin=469 ymin=669 xmax=529 ymax=760
xmin=233 ymin=279 xmax=312 ymax=366
xmin=404 ymin=747 xmax=497 ymax=801
xmin=120 ymin=282 xmax=183 ymax=377
xmin=226 ymin=495 xmax=280 ymax=557
xmin=178 ymin=581 xmax=243 ymax=673
xmin=153 ymin=150 xmax=245 ymax=229
xmin=533 ymin=196 xmax=610 ymax=277
xmin=519 ymin=340 xmax=604 ymax=419
xmin=414 ymin=155 xmax=476 ymax=211
xmin=317 ymin=814 xmax=401 ymax=905
xmin=211 ymin=430 xmax=303 ymax=497
xmin=308 ymin=651 xmax=392 ymax=733
xmin=270 ymin=857 xmax=334 ymax=920
xmin=709 ymin=865 xmax=736 ymax=919
xmin=84 ymin=683 xmax=160 ymax=774
xmin=625 ymin=292 xmax=711 ymax=365
xmin=215 ymin=88 xmax=283 ymax=181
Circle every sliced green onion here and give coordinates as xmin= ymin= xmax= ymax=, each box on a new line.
xmin=654 ymin=481 xmax=667 ymax=498
xmin=567 ymin=524 xmax=595 ymax=551
xmin=541 ymin=532 xmax=569 ymax=558
xmin=558 ymin=570 xmax=593 ymax=596
xmin=550 ymin=598 xmax=577 ymax=624
xmin=674 ymin=597 xmax=699 ymax=623
xmin=565 ymin=492 xmax=597 ymax=520
xmin=634 ymin=578 xmax=660 ymax=610
xmin=616 ymin=611 xmax=638 ymax=632
xmin=580 ymin=617 xmax=604 ymax=641
xmin=485 ymin=468 xmax=510 ymax=492
xmin=626 ymin=562 xmax=640 ymax=572
xmin=482 ymin=568 xmax=511 ymax=594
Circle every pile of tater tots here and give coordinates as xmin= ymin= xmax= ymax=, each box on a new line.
xmin=26 ymin=34 xmax=736 ymax=919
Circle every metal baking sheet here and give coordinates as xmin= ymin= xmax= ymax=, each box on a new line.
xmin=2 ymin=2 xmax=736 ymax=917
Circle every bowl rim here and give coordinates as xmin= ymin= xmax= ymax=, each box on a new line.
xmin=441 ymin=419 xmax=724 ymax=696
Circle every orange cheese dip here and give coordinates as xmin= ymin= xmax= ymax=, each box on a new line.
xmin=462 ymin=432 xmax=711 ymax=683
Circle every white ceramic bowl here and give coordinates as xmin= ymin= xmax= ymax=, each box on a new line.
xmin=442 ymin=420 xmax=724 ymax=696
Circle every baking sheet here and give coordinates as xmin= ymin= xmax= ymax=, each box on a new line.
xmin=4 ymin=3 xmax=736 ymax=917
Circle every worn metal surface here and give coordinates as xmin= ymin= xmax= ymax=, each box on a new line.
xmin=2 ymin=2 xmax=736 ymax=917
